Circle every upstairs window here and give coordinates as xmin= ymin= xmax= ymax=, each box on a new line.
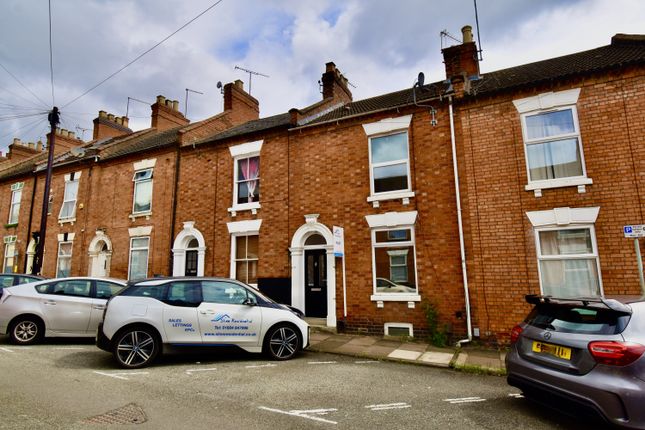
xmin=235 ymin=156 xmax=260 ymax=205
xmin=523 ymin=108 xmax=584 ymax=182
xmin=132 ymin=168 xmax=153 ymax=214
xmin=369 ymin=132 xmax=410 ymax=195
xmin=8 ymin=183 xmax=22 ymax=225
xmin=59 ymin=177 xmax=79 ymax=221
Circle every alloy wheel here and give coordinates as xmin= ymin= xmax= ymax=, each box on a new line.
xmin=13 ymin=321 xmax=39 ymax=343
xmin=268 ymin=326 xmax=299 ymax=360
xmin=116 ymin=330 xmax=156 ymax=368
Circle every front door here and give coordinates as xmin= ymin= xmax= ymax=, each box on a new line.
xmin=304 ymin=249 xmax=327 ymax=317
xmin=185 ymin=250 xmax=198 ymax=276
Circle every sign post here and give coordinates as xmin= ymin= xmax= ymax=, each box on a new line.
xmin=623 ymin=225 xmax=645 ymax=298
xmin=333 ymin=226 xmax=347 ymax=317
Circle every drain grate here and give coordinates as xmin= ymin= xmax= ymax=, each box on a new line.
xmin=83 ymin=403 xmax=147 ymax=425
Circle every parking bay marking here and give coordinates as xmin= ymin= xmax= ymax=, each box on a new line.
xmin=354 ymin=360 xmax=378 ymax=364
xmin=443 ymin=397 xmax=486 ymax=404
xmin=258 ymin=406 xmax=338 ymax=425
xmin=54 ymin=347 xmax=88 ymax=350
xmin=366 ymin=403 xmax=411 ymax=411
xmin=93 ymin=371 xmax=149 ymax=381
xmin=185 ymin=368 xmax=217 ymax=375
xmin=308 ymin=361 xmax=337 ymax=365
xmin=508 ymin=393 xmax=524 ymax=399
xmin=0 ymin=347 xmax=14 ymax=353
xmin=245 ymin=363 xmax=277 ymax=369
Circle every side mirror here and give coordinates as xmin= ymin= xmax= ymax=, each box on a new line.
xmin=243 ymin=298 xmax=256 ymax=306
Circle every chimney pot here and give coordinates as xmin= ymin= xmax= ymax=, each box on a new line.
xmin=12 ymin=138 xmax=20 ymax=145
xmin=326 ymin=62 xmax=336 ymax=73
xmin=172 ymin=100 xmax=179 ymax=111
xmin=28 ymin=142 xmax=35 ymax=149
xmin=99 ymin=110 xmax=107 ymax=118
xmin=115 ymin=117 xmax=122 ymax=125
xmin=107 ymin=114 xmax=115 ymax=121
xmin=234 ymin=80 xmax=244 ymax=89
xmin=37 ymin=141 xmax=43 ymax=151
xmin=156 ymin=95 xmax=166 ymax=105
xmin=123 ymin=117 xmax=129 ymax=127
xmin=69 ymin=131 xmax=75 ymax=139
xmin=462 ymin=25 xmax=473 ymax=43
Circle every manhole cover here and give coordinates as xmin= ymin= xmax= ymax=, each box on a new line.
xmin=83 ymin=403 xmax=147 ymax=425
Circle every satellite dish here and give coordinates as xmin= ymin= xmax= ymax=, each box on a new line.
xmin=216 ymin=81 xmax=222 ymax=89
xmin=417 ymin=72 xmax=425 ymax=87
xmin=70 ymin=147 xmax=86 ymax=158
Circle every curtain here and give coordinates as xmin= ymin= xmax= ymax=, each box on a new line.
xmin=239 ymin=157 xmax=259 ymax=202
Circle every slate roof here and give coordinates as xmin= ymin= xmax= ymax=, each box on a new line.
xmin=307 ymin=34 xmax=645 ymax=126
xmin=197 ymin=112 xmax=292 ymax=144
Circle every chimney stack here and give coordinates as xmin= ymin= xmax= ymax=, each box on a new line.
xmin=92 ymin=110 xmax=132 ymax=140
xmin=150 ymin=95 xmax=190 ymax=131
xmin=442 ymin=25 xmax=480 ymax=94
xmin=6 ymin=138 xmax=45 ymax=162
xmin=321 ymin=62 xmax=352 ymax=103
xmin=223 ymin=80 xmax=260 ymax=121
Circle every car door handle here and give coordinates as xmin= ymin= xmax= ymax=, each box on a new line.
xmin=92 ymin=305 xmax=105 ymax=310
xmin=43 ymin=300 xmax=56 ymax=305
xmin=199 ymin=310 xmax=216 ymax=315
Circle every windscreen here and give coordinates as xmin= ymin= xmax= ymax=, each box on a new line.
xmin=526 ymin=304 xmax=630 ymax=335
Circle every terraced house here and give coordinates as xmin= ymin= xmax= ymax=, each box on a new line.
xmin=0 ymin=28 xmax=643 ymax=345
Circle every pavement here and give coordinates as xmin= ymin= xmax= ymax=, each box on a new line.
xmin=307 ymin=329 xmax=507 ymax=375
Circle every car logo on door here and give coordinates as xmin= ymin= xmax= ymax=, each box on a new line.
xmin=543 ymin=331 xmax=552 ymax=340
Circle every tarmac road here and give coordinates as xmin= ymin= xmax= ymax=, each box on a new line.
xmin=0 ymin=336 xmax=590 ymax=429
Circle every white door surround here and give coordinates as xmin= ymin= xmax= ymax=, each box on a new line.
xmin=290 ymin=214 xmax=336 ymax=327
xmin=172 ymin=221 xmax=206 ymax=276
xmin=88 ymin=230 xmax=113 ymax=278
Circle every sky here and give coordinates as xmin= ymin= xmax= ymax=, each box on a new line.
xmin=0 ymin=0 xmax=643 ymax=153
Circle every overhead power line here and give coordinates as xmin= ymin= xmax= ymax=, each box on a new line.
xmin=0 ymin=61 xmax=50 ymax=109
xmin=61 ymin=0 xmax=225 ymax=109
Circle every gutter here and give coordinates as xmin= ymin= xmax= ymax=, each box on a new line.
xmin=448 ymin=96 xmax=473 ymax=347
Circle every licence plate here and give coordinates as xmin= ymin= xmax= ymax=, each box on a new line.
xmin=532 ymin=341 xmax=572 ymax=360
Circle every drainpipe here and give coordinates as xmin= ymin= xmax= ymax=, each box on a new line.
xmin=448 ymin=96 xmax=473 ymax=347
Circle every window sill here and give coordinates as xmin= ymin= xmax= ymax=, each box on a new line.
xmin=525 ymin=177 xmax=593 ymax=197
xmin=4 ymin=223 xmax=18 ymax=229
xmin=129 ymin=212 xmax=152 ymax=221
xmin=367 ymin=191 xmax=415 ymax=208
xmin=58 ymin=218 xmax=76 ymax=226
xmin=370 ymin=294 xmax=420 ymax=302
xmin=228 ymin=202 xmax=261 ymax=217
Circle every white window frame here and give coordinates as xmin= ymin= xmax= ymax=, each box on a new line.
xmin=128 ymin=236 xmax=150 ymax=281
xmin=56 ymin=241 xmax=73 ymax=278
xmin=388 ymin=249 xmax=409 ymax=282
xmin=228 ymin=140 xmax=263 ymax=215
xmin=58 ymin=175 xmax=79 ymax=223
xmin=514 ymin=88 xmax=592 ymax=196
xmin=132 ymin=168 xmax=153 ymax=216
xmin=370 ymin=226 xmax=419 ymax=303
xmin=3 ymin=240 xmax=16 ymax=273
xmin=534 ymin=224 xmax=603 ymax=297
xmin=8 ymin=185 xmax=22 ymax=225
xmin=230 ymin=233 xmax=259 ymax=287
xmin=363 ymin=115 xmax=415 ymax=207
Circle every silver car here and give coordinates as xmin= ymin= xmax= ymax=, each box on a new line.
xmin=506 ymin=295 xmax=645 ymax=429
xmin=0 ymin=277 xmax=126 ymax=344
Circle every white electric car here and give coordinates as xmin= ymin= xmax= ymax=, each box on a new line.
xmin=97 ymin=277 xmax=310 ymax=368
xmin=0 ymin=277 xmax=126 ymax=344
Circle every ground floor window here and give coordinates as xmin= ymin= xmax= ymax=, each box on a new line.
xmin=372 ymin=227 xmax=417 ymax=295
xmin=234 ymin=234 xmax=258 ymax=285
xmin=129 ymin=237 xmax=150 ymax=281
xmin=536 ymin=226 xmax=601 ymax=297
xmin=3 ymin=242 xmax=16 ymax=273
xmin=56 ymin=242 xmax=73 ymax=277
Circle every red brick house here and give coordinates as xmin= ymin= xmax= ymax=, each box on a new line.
xmin=1 ymin=30 xmax=643 ymax=345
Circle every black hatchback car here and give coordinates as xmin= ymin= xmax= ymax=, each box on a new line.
xmin=506 ymin=295 xmax=645 ymax=429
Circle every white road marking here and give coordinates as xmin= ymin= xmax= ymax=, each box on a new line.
xmin=258 ymin=406 xmax=338 ymax=425
xmin=0 ymin=347 xmax=14 ymax=353
xmin=245 ymin=363 xmax=277 ymax=369
xmin=365 ymin=403 xmax=411 ymax=411
xmin=443 ymin=397 xmax=486 ymax=404
xmin=54 ymin=347 xmax=88 ymax=350
xmin=354 ymin=360 xmax=378 ymax=364
xmin=508 ymin=393 xmax=524 ymax=399
xmin=93 ymin=371 xmax=149 ymax=381
xmin=185 ymin=368 xmax=217 ymax=375
xmin=308 ymin=361 xmax=337 ymax=365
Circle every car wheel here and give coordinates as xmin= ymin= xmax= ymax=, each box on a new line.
xmin=113 ymin=327 xmax=159 ymax=369
xmin=9 ymin=317 xmax=44 ymax=345
xmin=264 ymin=324 xmax=300 ymax=360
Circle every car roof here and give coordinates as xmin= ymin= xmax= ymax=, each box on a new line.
xmin=34 ymin=276 xmax=127 ymax=285
xmin=130 ymin=277 xmax=247 ymax=287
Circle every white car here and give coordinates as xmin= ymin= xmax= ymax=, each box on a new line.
xmin=97 ymin=277 xmax=310 ymax=368
xmin=375 ymin=277 xmax=416 ymax=293
xmin=0 ymin=277 xmax=126 ymax=344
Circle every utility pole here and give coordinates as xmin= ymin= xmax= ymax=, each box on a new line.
xmin=32 ymin=106 xmax=59 ymax=275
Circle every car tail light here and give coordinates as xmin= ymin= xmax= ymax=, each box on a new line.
xmin=510 ymin=324 xmax=523 ymax=344
xmin=588 ymin=341 xmax=645 ymax=366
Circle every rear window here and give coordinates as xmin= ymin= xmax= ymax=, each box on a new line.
xmin=120 ymin=284 xmax=167 ymax=300
xmin=526 ymin=304 xmax=630 ymax=335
